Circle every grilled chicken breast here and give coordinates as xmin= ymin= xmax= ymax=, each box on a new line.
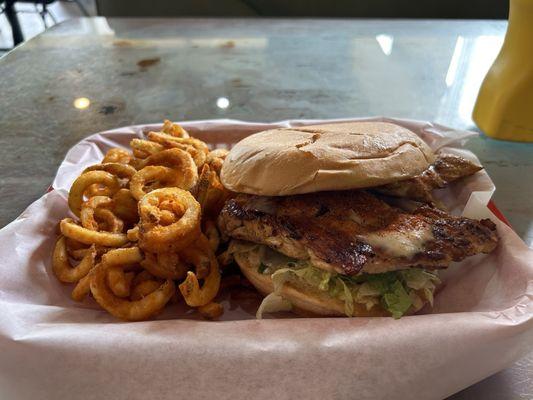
xmin=373 ymin=154 xmax=483 ymax=202
xmin=218 ymin=191 xmax=498 ymax=275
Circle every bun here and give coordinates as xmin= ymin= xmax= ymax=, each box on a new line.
xmin=221 ymin=122 xmax=435 ymax=196
xmin=234 ymin=252 xmax=393 ymax=317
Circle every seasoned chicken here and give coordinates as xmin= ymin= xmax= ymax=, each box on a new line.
xmin=373 ymin=154 xmax=483 ymax=202
xmin=218 ymin=191 xmax=498 ymax=275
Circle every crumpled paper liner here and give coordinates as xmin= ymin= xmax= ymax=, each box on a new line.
xmin=0 ymin=117 xmax=531 ymax=400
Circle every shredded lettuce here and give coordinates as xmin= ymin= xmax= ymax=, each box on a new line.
xmin=381 ymin=281 xmax=413 ymax=319
xmin=271 ymin=268 xmax=293 ymax=294
xmin=239 ymin=243 xmax=439 ymax=319
xmin=339 ymin=279 xmax=355 ymax=317
xmin=256 ymin=293 xmax=292 ymax=319
xmin=401 ymin=269 xmax=441 ymax=290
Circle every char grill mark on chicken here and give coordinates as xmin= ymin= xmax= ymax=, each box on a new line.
xmin=218 ymin=190 xmax=498 ymax=275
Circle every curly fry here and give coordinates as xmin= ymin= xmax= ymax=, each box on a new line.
xmin=71 ymin=246 xmax=141 ymax=302
xmin=198 ymin=302 xmax=224 ymax=319
xmin=68 ymin=246 xmax=108 ymax=260
xmin=84 ymin=163 xmax=137 ymax=180
xmin=127 ymin=225 xmax=140 ymax=242
xmin=65 ymin=237 xmax=86 ymax=251
xmin=147 ymin=131 xmax=207 ymax=167
xmin=206 ymin=148 xmax=228 ymax=174
xmin=130 ymin=279 xmax=162 ymax=301
xmin=103 ymin=148 xmax=131 ymax=164
xmin=208 ymin=148 xmax=229 ymax=159
xmin=195 ymin=164 xmax=228 ymax=217
xmin=130 ymin=139 xmax=164 ymax=158
xmin=130 ymin=166 xmax=187 ymax=201
xmin=101 ymin=247 xmax=143 ymax=265
xmin=71 ymin=266 xmax=96 ymax=301
xmin=69 ymin=171 xmax=120 ymax=217
xmin=132 ymin=270 xmax=156 ymax=285
xmin=84 ymin=184 xmax=108 ymax=198
xmin=52 ymin=236 xmax=96 ymax=283
xmin=112 ymin=189 xmax=138 ymax=223
xmin=80 ymin=196 xmax=113 ymax=231
xmin=90 ymin=247 xmax=175 ymax=321
xmin=106 ymin=269 xmax=135 ymax=298
xmin=138 ymin=188 xmax=201 ymax=253
xmin=132 ymin=148 xmax=198 ymax=189
xmin=94 ymin=208 xmax=124 ymax=233
xmin=60 ymin=218 xmax=128 ymax=247
xmin=161 ymin=120 xmax=190 ymax=138
xmin=178 ymin=236 xmax=221 ymax=307
xmin=141 ymin=251 xmax=187 ymax=279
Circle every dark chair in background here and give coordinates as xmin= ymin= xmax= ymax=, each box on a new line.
xmin=0 ymin=0 xmax=88 ymax=49
xmin=96 ymin=0 xmax=509 ymax=19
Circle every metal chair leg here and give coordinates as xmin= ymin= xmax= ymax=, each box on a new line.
xmin=4 ymin=0 xmax=24 ymax=46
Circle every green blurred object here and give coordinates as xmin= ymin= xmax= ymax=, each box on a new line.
xmin=473 ymin=0 xmax=533 ymax=142
xmin=95 ymin=0 xmax=508 ymax=18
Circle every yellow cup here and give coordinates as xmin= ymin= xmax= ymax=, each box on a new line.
xmin=473 ymin=0 xmax=533 ymax=142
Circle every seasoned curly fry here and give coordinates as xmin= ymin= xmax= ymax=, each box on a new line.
xmin=103 ymin=148 xmax=131 ymax=164
xmin=76 ymin=249 xmax=140 ymax=302
xmin=60 ymin=218 xmax=128 ymax=247
xmin=68 ymin=247 xmax=90 ymax=260
xmin=130 ymin=279 xmax=163 ymax=301
xmin=84 ymin=163 xmax=137 ymax=180
xmin=206 ymin=148 xmax=228 ymax=174
xmin=138 ymin=188 xmax=201 ymax=253
xmin=112 ymin=189 xmax=138 ymax=223
xmin=195 ymin=164 xmax=228 ymax=217
xmin=138 ymin=148 xmax=197 ymax=180
xmin=147 ymin=131 xmax=208 ymax=167
xmin=130 ymin=166 xmax=186 ymax=201
xmin=178 ymin=236 xmax=221 ymax=307
xmin=131 ymin=149 xmax=198 ymax=196
xmin=161 ymin=119 xmax=190 ymax=138
xmin=102 ymin=246 xmax=143 ymax=265
xmin=94 ymin=208 xmax=124 ymax=233
xmin=130 ymin=139 xmax=164 ymax=158
xmin=198 ymin=302 xmax=224 ymax=319
xmin=141 ymin=251 xmax=188 ymax=279
xmin=65 ymin=237 xmax=86 ymax=250
xmin=106 ymin=269 xmax=135 ymax=298
xmin=84 ymin=184 xmax=108 ymax=198
xmin=90 ymin=248 xmax=175 ymax=321
xmin=68 ymin=246 xmax=107 ymax=260
xmin=80 ymin=196 xmax=113 ymax=231
xmin=52 ymin=236 xmax=96 ymax=283
xmin=127 ymin=225 xmax=140 ymax=242
xmin=132 ymin=270 xmax=157 ymax=286
xmin=71 ymin=265 xmax=97 ymax=301
xmin=69 ymin=171 xmax=121 ymax=217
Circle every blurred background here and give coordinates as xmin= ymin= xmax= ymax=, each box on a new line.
xmin=0 ymin=0 xmax=508 ymax=54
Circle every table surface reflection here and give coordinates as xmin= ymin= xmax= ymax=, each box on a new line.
xmin=0 ymin=17 xmax=531 ymax=400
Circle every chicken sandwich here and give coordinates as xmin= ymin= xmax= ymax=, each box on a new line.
xmin=217 ymin=122 xmax=499 ymax=318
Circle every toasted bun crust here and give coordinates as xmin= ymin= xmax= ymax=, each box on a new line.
xmin=221 ymin=122 xmax=435 ymax=196
xmin=234 ymin=252 xmax=392 ymax=317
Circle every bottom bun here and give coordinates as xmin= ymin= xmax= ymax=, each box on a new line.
xmin=235 ymin=252 xmax=397 ymax=317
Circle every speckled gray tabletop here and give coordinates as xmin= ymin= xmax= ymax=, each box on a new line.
xmin=0 ymin=17 xmax=531 ymax=399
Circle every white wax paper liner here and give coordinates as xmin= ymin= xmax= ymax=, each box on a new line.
xmin=0 ymin=117 xmax=531 ymax=400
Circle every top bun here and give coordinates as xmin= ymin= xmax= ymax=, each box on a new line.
xmin=220 ymin=122 xmax=435 ymax=196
